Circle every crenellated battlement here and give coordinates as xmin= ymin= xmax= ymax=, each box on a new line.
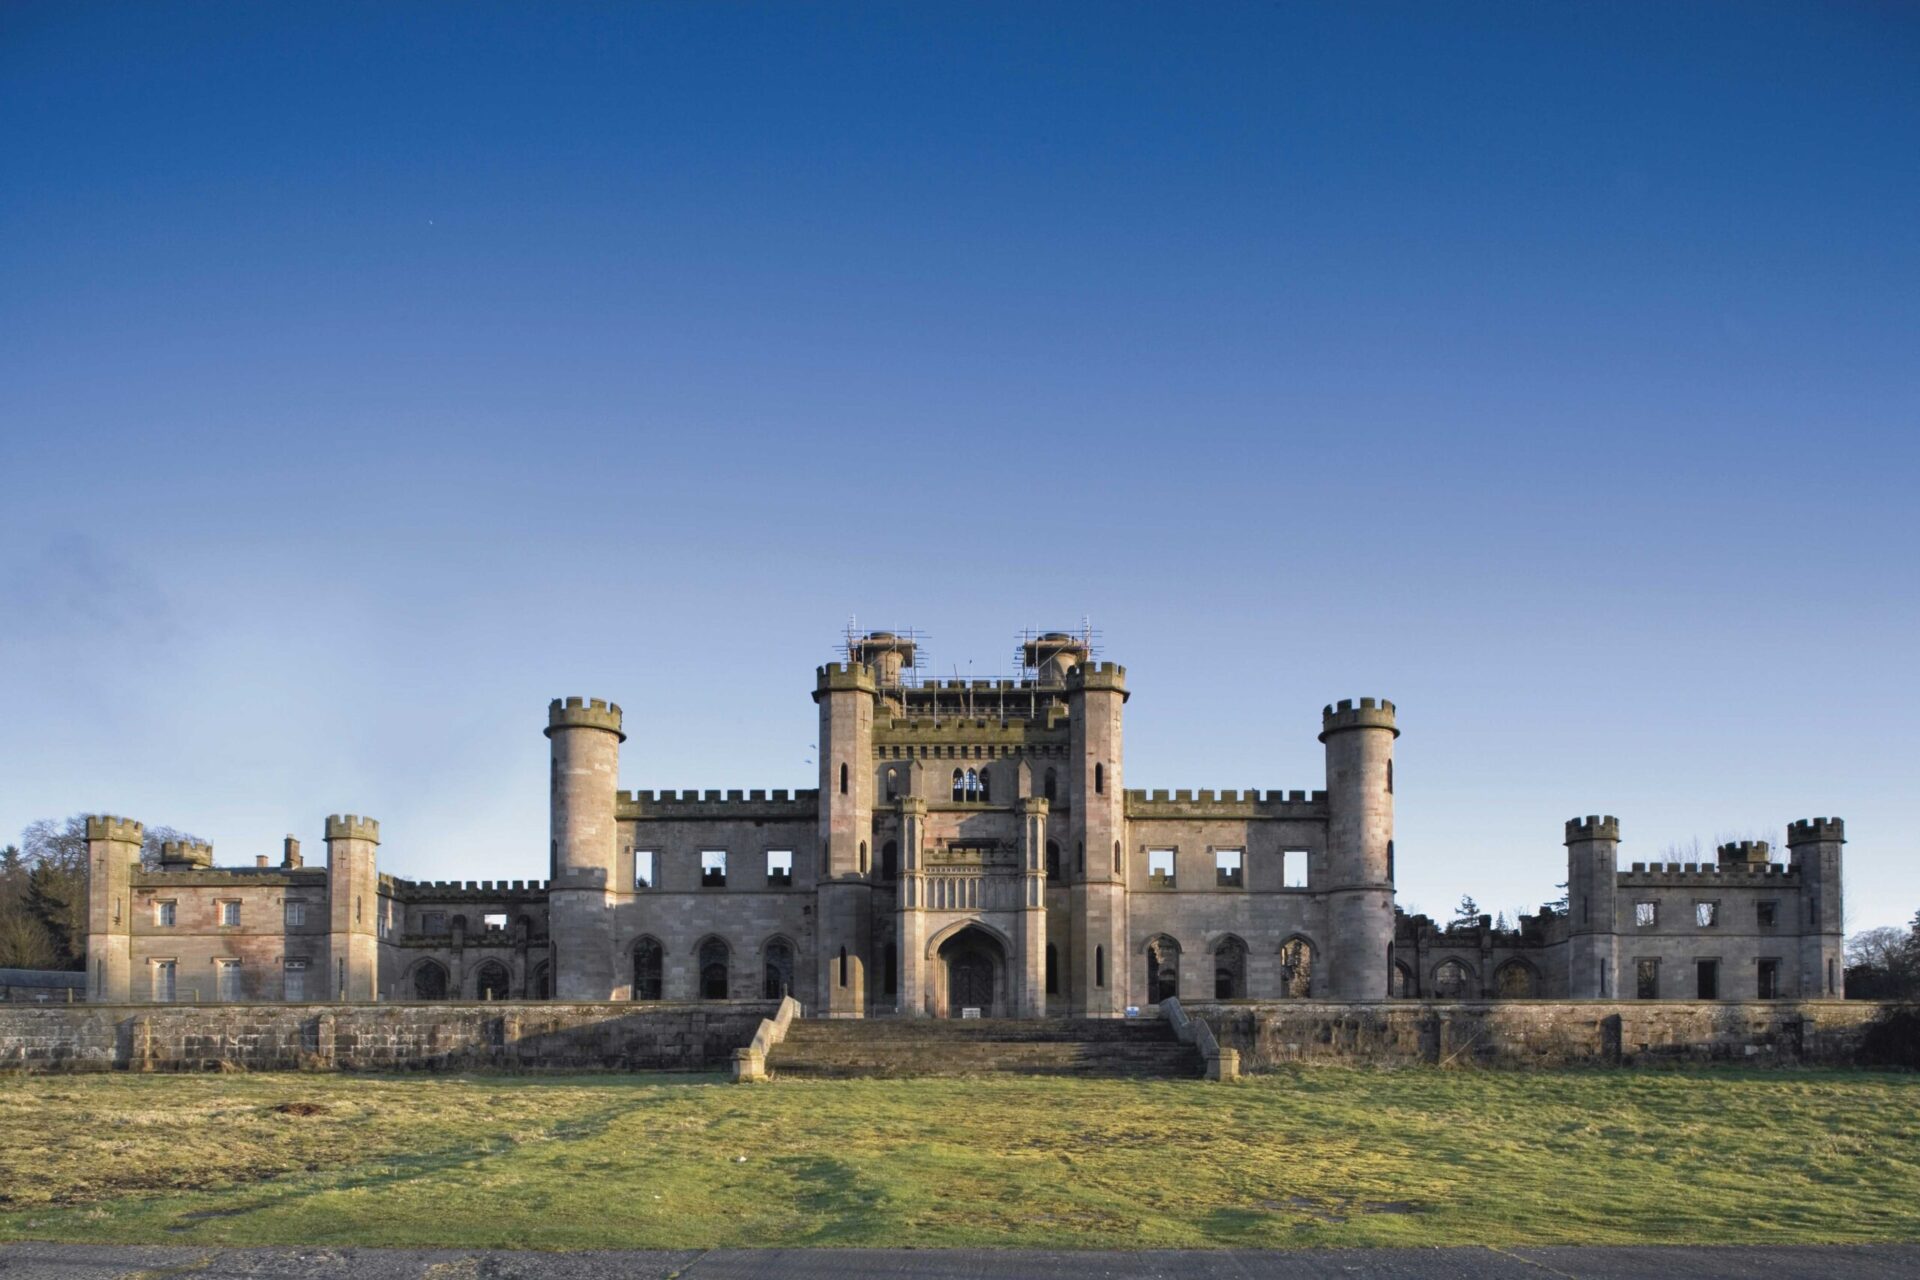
xmin=1565 ymin=815 xmax=1621 ymax=843
xmin=158 ymin=839 xmax=213 ymax=868
xmin=1622 ymin=861 xmax=1797 ymax=884
xmin=878 ymin=716 xmax=1070 ymax=742
xmin=84 ymin=815 xmax=144 ymax=844
xmin=1717 ymin=840 xmax=1772 ymax=866
xmin=1067 ymin=661 xmax=1127 ymax=692
xmin=814 ymin=662 xmax=877 ymax=695
xmin=618 ymin=788 xmax=820 ymax=821
xmin=1787 ymin=817 xmax=1845 ymax=846
xmin=387 ymin=877 xmax=550 ymax=901
xmin=1319 ymin=697 xmax=1398 ymax=740
xmin=324 ymin=814 xmax=381 ymax=843
xmin=1125 ymin=787 xmax=1327 ymax=818
xmin=545 ymin=696 xmax=625 ymax=740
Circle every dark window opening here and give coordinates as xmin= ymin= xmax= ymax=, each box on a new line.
xmin=1636 ymin=958 xmax=1659 ymax=999
xmin=1696 ymin=959 xmax=1718 ymax=1000
xmin=1757 ymin=901 xmax=1777 ymax=929
xmin=1044 ymin=768 xmax=1057 ymax=802
xmin=412 ymin=960 xmax=449 ymax=1001
xmin=763 ymin=939 xmax=794 ymax=1000
xmin=883 ymin=943 xmax=897 ymax=996
xmin=838 ymin=946 xmax=849 ymax=988
xmin=1386 ymin=839 xmax=1395 ymax=881
xmin=1094 ymin=763 xmax=1104 ymax=794
xmin=633 ymin=938 xmax=663 ymax=1000
xmin=1757 ymin=958 xmax=1779 ymax=999
xmin=881 ymin=840 xmax=899 ymax=881
xmin=1045 ymin=840 xmax=1061 ymax=883
xmin=1045 ymin=943 xmax=1059 ymax=995
xmin=1213 ymin=936 xmax=1247 ymax=999
xmin=699 ymin=938 xmax=730 ymax=1000
xmin=1094 ymin=945 xmax=1105 ymax=988
xmin=839 ymin=763 xmax=849 ymax=795
xmin=1076 ymin=841 xmax=1085 ymax=874
xmin=1147 ymin=936 xmax=1180 ymax=1003
xmin=951 ymin=768 xmax=966 ymax=802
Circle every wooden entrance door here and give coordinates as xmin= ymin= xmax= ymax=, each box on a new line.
xmin=949 ymin=951 xmax=993 ymax=1013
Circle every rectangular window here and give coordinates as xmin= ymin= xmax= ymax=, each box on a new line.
xmin=216 ymin=960 xmax=241 ymax=1001
xmin=1695 ymin=901 xmax=1718 ymax=928
xmin=1147 ymin=849 xmax=1176 ymax=888
xmin=1214 ymin=849 xmax=1243 ymax=888
xmin=634 ymin=851 xmax=656 ymax=890
xmin=422 ymin=911 xmax=447 ymax=934
xmin=1635 ymin=958 xmax=1658 ymax=999
xmin=152 ymin=960 xmax=176 ymax=1002
xmin=1282 ymin=851 xmax=1309 ymax=889
xmin=1696 ymin=959 xmax=1719 ymax=1000
xmin=155 ymin=900 xmax=177 ymax=927
xmin=701 ymin=850 xmax=728 ymax=888
xmin=284 ymin=900 xmax=305 ymax=928
xmin=218 ymin=900 xmax=240 ymax=927
xmin=767 ymin=850 xmax=793 ymax=887
xmin=1757 ymin=958 xmax=1779 ymax=999
xmin=1757 ymin=900 xmax=1777 ymax=929
xmin=481 ymin=912 xmax=507 ymax=931
xmin=284 ymin=960 xmax=307 ymax=1002
xmin=1635 ymin=901 xmax=1657 ymax=928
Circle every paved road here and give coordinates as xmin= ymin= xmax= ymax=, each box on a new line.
xmin=4 ymin=1244 xmax=1920 ymax=1279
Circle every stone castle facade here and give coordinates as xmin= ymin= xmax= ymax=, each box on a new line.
xmin=82 ymin=631 xmax=1846 ymax=1012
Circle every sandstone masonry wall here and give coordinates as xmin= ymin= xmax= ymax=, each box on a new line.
xmin=0 ymin=1001 xmax=777 ymax=1073
xmin=1191 ymin=999 xmax=1901 ymax=1068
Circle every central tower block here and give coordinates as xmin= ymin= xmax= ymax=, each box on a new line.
xmin=546 ymin=696 xmax=625 ymax=1001
xmin=1320 ymin=698 xmax=1396 ymax=1000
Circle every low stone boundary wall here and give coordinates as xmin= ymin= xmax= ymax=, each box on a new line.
xmin=0 ymin=1001 xmax=778 ymax=1073
xmin=1189 ymin=999 xmax=1905 ymax=1069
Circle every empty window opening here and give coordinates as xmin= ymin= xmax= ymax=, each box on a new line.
xmin=1076 ymin=841 xmax=1085 ymax=874
xmin=701 ymin=850 xmax=728 ymax=888
xmin=1696 ymin=959 xmax=1719 ymax=1000
xmin=1635 ymin=901 xmax=1657 ymax=928
xmin=883 ymin=942 xmax=898 ymax=996
xmin=1146 ymin=936 xmax=1180 ymax=1003
xmin=283 ymin=960 xmax=306 ymax=1002
xmin=218 ymin=901 xmax=240 ymax=927
xmin=216 ymin=960 xmax=241 ymax=1002
xmin=1433 ymin=959 xmax=1471 ymax=999
xmin=839 ymin=763 xmax=849 ymax=795
xmin=763 ymin=939 xmax=795 ymax=1000
xmin=1045 ymin=840 xmax=1061 ymax=883
xmin=699 ymin=938 xmax=730 ymax=1000
xmin=1695 ymin=901 xmax=1718 ymax=928
xmin=1044 ymin=768 xmax=1057 ymax=802
xmin=838 ymin=946 xmax=849 ymax=988
xmin=284 ymin=900 xmax=305 ymax=928
xmin=1636 ymin=958 xmax=1659 ymax=999
xmin=1386 ymin=839 xmax=1395 ymax=881
xmin=1387 ymin=759 xmax=1394 ymax=794
xmin=859 ymin=841 xmax=869 ymax=874
xmin=483 ymin=912 xmax=508 ymax=931
xmin=1113 ymin=839 xmax=1121 ymax=873
xmin=881 ymin=840 xmax=899 ymax=882
xmin=1757 ymin=958 xmax=1780 ymax=999
xmin=1756 ymin=900 xmax=1777 ymax=929
xmin=1045 ymin=943 xmax=1059 ymax=995
xmin=1215 ymin=849 xmax=1244 ymax=888
xmin=1094 ymin=945 xmax=1105 ymax=988
xmin=1094 ymin=763 xmax=1104 ymax=794
xmin=1213 ymin=936 xmax=1247 ymax=999
xmin=633 ymin=938 xmax=663 ymax=1000
xmin=414 ymin=959 xmax=449 ymax=1000
xmin=976 ymin=767 xmax=990 ymax=802
xmin=885 ymin=770 xmax=899 ymax=801
xmin=1282 ymin=851 xmax=1310 ymax=889
xmin=951 ymin=768 xmax=966 ymax=802
xmin=1147 ymin=849 xmax=1176 ymax=888
xmin=634 ymin=850 xmax=657 ymax=890
xmin=767 ymin=849 xmax=793 ymax=887
xmin=1495 ymin=961 xmax=1538 ymax=997
xmin=1279 ymin=938 xmax=1314 ymax=998
xmin=474 ymin=960 xmax=510 ymax=1001
xmin=152 ymin=960 xmax=176 ymax=1002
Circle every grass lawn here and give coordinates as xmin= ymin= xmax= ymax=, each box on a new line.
xmin=0 ymin=1068 xmax=1915 ymax=1250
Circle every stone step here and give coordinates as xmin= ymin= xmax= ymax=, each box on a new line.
xmin=767 ymin=1016 xmax=1202 ymax=1079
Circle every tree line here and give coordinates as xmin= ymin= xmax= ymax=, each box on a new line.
xmin=1847 ymin=916 xmax=1920 ymax=1000
xmin=0 ymin=816 xmax=203 ymax=970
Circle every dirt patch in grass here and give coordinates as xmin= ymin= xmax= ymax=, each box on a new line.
xmin=268 ymin=1102 xmax=330 ymax=1117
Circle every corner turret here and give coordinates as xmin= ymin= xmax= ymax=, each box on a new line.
xmin=325 ymin=813 xmax=380 ymax=1000
xmin=1564 ymin=815 xmax=1621 ymax=997
xmin=1321 ymin=699 xmax=1397 ymax=999
xmin=84 ymin=815 xmax=143 ymax=1001
xmin=546 ymin=696 xmax=625 ymax=1000
xmin=1787 ymin=817 xmax=1845 ymax=997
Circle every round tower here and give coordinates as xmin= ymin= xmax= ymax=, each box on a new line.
xmin=325 ymin=815 xmax=380 ymax=1001
xmin=1564 ymin=815 xmax=1621 ymax=998
xmin=1319 ymin=698 xmax=1397 ymax=1000
xmin=546 ymin=696 xmax=625 ymax=1000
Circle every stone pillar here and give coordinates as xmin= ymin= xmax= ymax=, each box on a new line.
xmin=1016 ymin=796 xmax=1049 ymax=1017
xmin=897 ymin=796 xmax=928 ymax=1017
xmin=1320 ymin=698 xmax=1397 ymax=1000
xmin=1787 ymin=818 xmax=1845 ymax=999
xmin=84 ymin=816 xmax=143 ymax=1003
xmin=325 ymin=815 xmax=380 ymax=1001
xmin=545 ymin=696 xmax=625 ymax=1001
xmin=1565 ymin=816 xmax=1621 ymax=998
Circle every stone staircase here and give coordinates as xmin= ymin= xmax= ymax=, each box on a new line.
xmin=766 ymin=1016 xmax=1204 ymax=1079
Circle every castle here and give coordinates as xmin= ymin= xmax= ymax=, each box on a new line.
xmin=82 ymin=630 xmax=1846 ymax=1012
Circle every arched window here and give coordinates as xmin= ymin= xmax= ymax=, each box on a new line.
xmin=1045 ymin=840 xmax=1061 ymax=883
xmin=881 ymin=840 xmax=899 ymax=881
xmin=1495 ymin=960 xmax=1537 ymax=998
xmin=698 ymin=938 xmax=730 ymax=1000
xmin=978 ymin=767 xmax=990 ymax=803
xmin=1279 ymin=937 xmax=1314 ymax=998
xmin=885 ymin=770 xmax=899 ymax=801
xmin=763 ymin=939 xmax=795 ymax=1000
xmin=531 ymin=960 xmax=551 ymax=1000
xmin=1433 ymin=959 xmax=1471 ymax=999
xmin=1386 ymin=839 xmax=1395 ymax=881
xmin=1045 ymin=943 xmax=1059 ymax=995
xmin=633 ymin=937 xmax=663 ymax=1000
xmin=1392 ymin=960 xmax=1415 ymax=997
xmin=1113 ymin=840 xmax=1121 ymax=873
xmin=839 ymin=763 xmax=849 ymax=795
xmin=474 ymin=960 xmax=510 ymax=1001
xmin=411 ymin=960 xmax=448 ymax=1001
xmin=1146 ymin=936 xmax=1180 ymax=1003
xmin=1387 ymin=759 xmax=1394 ymax=794
xmin=951 ymin=768 xmax=966 ymax=802
xmin=1094 ymin=945 xmax=1105 ymax=988
xmin=1213 ymin=936 xmax=1248 ymax=999
xmin=963 ymin=768 xmax=980 ymax=800
xmin=1044 ymin=768 xmax=1057 ymax=802
xmin=1094 ymin=763 xmax=1104 ymax=794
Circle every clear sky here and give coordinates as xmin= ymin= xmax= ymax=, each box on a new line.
xmin=2 ymin=3 xmax=1916 ymax=932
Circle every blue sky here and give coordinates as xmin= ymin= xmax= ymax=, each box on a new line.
xmin=2 ymin=3 xmax=1916 ymax=931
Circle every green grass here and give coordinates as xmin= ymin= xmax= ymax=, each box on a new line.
xmin=0 ymin=1068 xmax=1915 ymax=1249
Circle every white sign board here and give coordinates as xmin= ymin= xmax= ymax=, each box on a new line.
xmin=961 ymin=1006 xmax=982 ymax=1019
